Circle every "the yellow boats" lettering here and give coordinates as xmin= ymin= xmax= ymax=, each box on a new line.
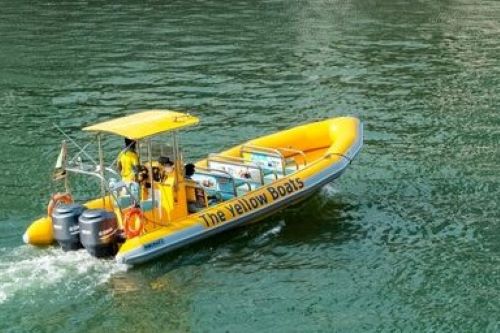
xmin=199 ymin=177 xmax=304 ymax=227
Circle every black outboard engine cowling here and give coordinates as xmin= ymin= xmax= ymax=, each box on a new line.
xmin=78 ymin=209 xmax=118 ymax=258
xmin=51 ymin=203 xmax=86 ymax=251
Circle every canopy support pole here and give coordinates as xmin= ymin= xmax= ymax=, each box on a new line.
xmin=173 ymin=131 xmax=180 ymax=191
xmin=97 ymin=134 xmax=106 ymax=206
xmin=147 ymin=139 xmax=156 ymax=222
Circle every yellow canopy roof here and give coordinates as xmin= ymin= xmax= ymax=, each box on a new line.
xmin=83 ymin=110 xmax=199 ymax=139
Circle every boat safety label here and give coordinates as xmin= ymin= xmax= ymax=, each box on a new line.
xmin=198 ymin=177 xmax=304 ymax=227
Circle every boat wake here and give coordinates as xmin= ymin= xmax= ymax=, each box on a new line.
xmin=0 ymin=245 xmax=128 ymax=304
xmin=320 ymin=183 xmax=341 ymax=198
xmin=249 ymin=220 xmax=286 ymax=247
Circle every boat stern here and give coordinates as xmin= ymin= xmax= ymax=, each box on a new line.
xmin=23 ymin=216 xmax=54 ymax=246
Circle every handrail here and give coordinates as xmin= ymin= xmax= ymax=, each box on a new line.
xmin=325 ymin=152 xmax=352 ymax=162
xmin=208 ymin=153 xmax=256 ymax=166
xmin=276 ymin=147 xmax=307 ymax=167
xmin=240 ymin=144 xmax=286 ymax=175
xmin=104 ymin=167 xmax=119 ymax=177
xmin=195 ymin=166 xmax=241 ymax=196
xmin=294 ymin=151 xmax=350 ymax=170
xmin=108 ymin=181 xmax=140 ymax=208
xmin=65 ymin=167 xmax=124 ymax=214
xmin=242 ymin=144 xmax=307 ymax=167
xmin=236 ymin=179 xmax=253 ymax=192
xmin=240 ymin=144 xmax=283 ymax=158
xmin=208 ymin=153 xmax=273 ymax=182
xmin=284 ymin=158 xmax=299 ymax=173
xmin=207 ymin=156 xmax=265 ymax=185
xmin=196 ymin=165 xmax=234 ymax=179
xmin=65 ymin=167 xmax=106 ymax=182
xmin=198 ymin=166 xmax=254 ymax=192
xmin=67 ymin=161 xmax=119 ymax=178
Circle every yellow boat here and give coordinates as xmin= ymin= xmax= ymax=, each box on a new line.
xmin=23 ymin=110 xmax=363 ymax=265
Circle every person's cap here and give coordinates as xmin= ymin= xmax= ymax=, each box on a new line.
xmin=159 ymin=156 xmax=173 ymax=166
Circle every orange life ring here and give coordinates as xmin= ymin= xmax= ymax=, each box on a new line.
xmin=47 ymin=192 xmax=73 ymax=217
xmin=123 ymin=208 xmax=144 ymax=239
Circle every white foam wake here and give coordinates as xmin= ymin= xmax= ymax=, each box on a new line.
xmin=250 ymin=220 xmax=286 ymax=247
xmin=320 ymin=183 xmax=340 ymax=197
xmin=0 ymin=246 xmax=128 ymax=304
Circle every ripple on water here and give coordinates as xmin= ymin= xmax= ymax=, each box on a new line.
xmin=0 ymin=0 xmax=499 ymax=331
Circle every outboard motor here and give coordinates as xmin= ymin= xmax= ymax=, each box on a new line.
xmin=78 ymin=209 xmax=118 ymax=258
xmin=51 ymin=203 xmax=86 ymax=251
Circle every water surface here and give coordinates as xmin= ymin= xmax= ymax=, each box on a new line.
xmin=0 ymin=0 xmax=499 ymax=332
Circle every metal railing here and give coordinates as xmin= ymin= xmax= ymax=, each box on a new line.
xmin=240 ymin=144 xmax=308 ymax=175
xmin=207 ymin=154 xmax=267 ymax=185
xmin=195 ymin=165 xmax=251 ymax=196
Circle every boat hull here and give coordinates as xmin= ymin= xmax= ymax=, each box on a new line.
xmin=116 ymin=121 xmax=363 ymax=265
xmin=24 ymin=116 xmax=363 ymax=266
xmin=23 ymin=217 xmax=54 ymax=246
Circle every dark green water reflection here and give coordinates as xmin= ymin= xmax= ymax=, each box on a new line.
xmin=0 ymin=0 xmax=499 ymax=332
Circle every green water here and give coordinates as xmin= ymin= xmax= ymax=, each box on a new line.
xmin=1 ymin=0 xmax=499 ymax=332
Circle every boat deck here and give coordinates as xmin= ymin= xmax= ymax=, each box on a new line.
xmin=191 ymin=143 xmax=327 ymax=209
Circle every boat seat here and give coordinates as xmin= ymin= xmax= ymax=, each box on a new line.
xmin=241 ymin=144 xmax=304 ymax=177
xmin=140 ymin=199 xmax=158 ymax=212
xmin=186 ymin=184 xmax=209 ymax=213
xmin=250 ymin=159 xmax=298 ymax=178
xmin=236 ymin=179 xmax=259 ymax=189
xmin=109 ymin=181 xmax=141 ymax=209
xmin=240 ymin=149 xmax=285 ymax=176
xmin=236 ymin=187 xmax=249 ymax=197
xmin=207 ymin=157 xmax=265 ymax=186
xmin=115 ymin=195 xmax=133 ymax=208
xmin=192 ymin=170 xmax=237 ymax=202
xmin=188 ymin=202 xmax=206 ymax=213
xmin=263 ymin=173 xmax=278 ymax=184
xmin=284 ymin=166 xmax=298 ymax=175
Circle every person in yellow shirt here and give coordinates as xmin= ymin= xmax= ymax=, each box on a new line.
xmin=157 ymin=156 xmax=175 ymax=182
xmin=117 ymin=138 xmax=139 ymax=183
